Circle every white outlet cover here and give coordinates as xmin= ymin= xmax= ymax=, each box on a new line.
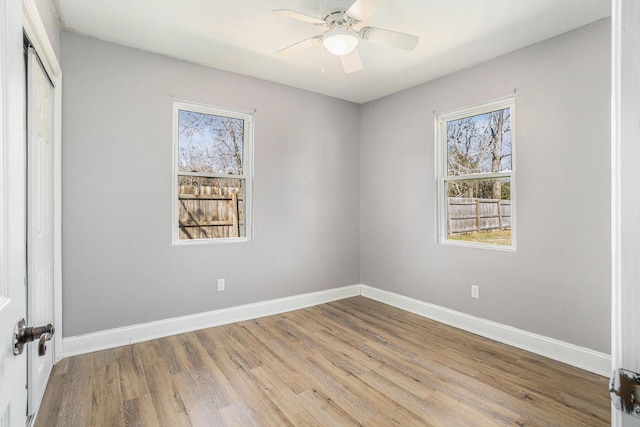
xmin=471 ymin=285 xmax=479 ymax=298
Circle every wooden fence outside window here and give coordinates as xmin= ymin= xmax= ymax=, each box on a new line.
xmin=448 ymin=197 xmax=511 ymax=235
xmin=178 ymin=185 xmax=244 ymax=240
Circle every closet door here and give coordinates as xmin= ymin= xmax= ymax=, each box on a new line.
xmin=26 ymin=46 xmax=55 ymax=416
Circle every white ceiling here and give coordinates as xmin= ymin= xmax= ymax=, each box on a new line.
xmin=53 ymin=0 xmax=611 ymax=104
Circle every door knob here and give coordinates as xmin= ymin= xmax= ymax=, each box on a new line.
xmin=611 ymin=368 xmax=640 ymax=417
xmin=13 ymin=318 xmax=55 ymax=356
xmin=38 ymin=332 xmax=53 ymax=356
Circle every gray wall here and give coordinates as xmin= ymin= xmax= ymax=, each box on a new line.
xmin=360 ymin=19 xmax=611 ymax=353
xmin=61 ymin=19 xmax=611 ymax=354
xmin=60 ymin=32 xmax=361 ymax=337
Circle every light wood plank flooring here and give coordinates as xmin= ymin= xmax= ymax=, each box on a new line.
xmin=36 ymin=297 xmax=610 ymax=426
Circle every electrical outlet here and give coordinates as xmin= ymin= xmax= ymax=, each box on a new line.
xmin=471 ymin=285 xmax=479 ymax=299
xmin=217 ymin=278 xmax=225 ymax=291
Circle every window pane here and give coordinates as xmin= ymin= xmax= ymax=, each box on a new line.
xmin=447 ymin=108 xmax=511 ymax=176
xmin=177 ymin=176 xmax=245 ymax=240
xmin=446 ymin=178 xmax=511 ymax=246
xmin=178 ymin=110 xmax=244 ymax=175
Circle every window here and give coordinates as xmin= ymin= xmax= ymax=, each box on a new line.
xmin=436 ymin=97 xmax=515 ymax=249
xmin=173 ymin=101 xmax=253 ymax=244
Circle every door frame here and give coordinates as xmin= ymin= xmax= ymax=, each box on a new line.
xmin=22 ymin=0 xmax=62 ymax=364
xmin=611 ymin=0 xmax=640 ymax=425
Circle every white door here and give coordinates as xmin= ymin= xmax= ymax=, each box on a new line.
xmin=26 ymin=47 xmax=55 ymax=417
xmin=0 ymin=0 xmax=28 ymax=425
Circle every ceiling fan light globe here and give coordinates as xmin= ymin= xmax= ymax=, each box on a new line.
xmin=323 ymin=30 xmax=359 ymax=56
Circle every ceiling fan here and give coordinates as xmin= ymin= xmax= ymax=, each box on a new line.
xmin=273 ymin=0 xmax=419 ymax=73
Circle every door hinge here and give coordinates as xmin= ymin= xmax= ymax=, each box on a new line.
xmin=610 ymin=368 xmax=640 ymax=417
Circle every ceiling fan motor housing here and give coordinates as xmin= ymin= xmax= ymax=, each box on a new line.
xmin=320 ymin=0 xmax=359 ymax=25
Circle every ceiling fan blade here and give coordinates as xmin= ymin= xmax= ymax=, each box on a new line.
xmin=273 ymin=9 xmax=326 ymax=25
xmin=340 ymin=49 xmax=363 ymax=74
xmin=274 ymin=35 xmax=323 ymax=57
xmin=359 ymin=26 xmax=419 ymax=51
xmin=345 ymin=0 xmax=386 ymax=22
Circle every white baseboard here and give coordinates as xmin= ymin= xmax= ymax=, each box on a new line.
xmin=360 ymin=285 xmax=611 ymax=377
xmin=62 ymin=284 xmax=362 ymax=357
xmin=63 ymin=283 xmax=611 ymax=377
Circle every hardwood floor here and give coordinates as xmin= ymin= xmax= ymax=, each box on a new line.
xmin=36 ymin=297 xmax=610 ymax=426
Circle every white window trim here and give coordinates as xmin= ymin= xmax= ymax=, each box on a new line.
xmin=172 ymin=101 xmax=254 ymax=245
xmin=435 ymin=96 xmax=516 ymax=251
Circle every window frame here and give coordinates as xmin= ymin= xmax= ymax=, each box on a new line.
xmin=435 ymin=96 xmax=516 ymax=251
xmin=172 ymin=101 xmax=253 ymax=245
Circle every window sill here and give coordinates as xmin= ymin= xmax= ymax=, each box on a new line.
xmin=438 ymin=239 xmax=516 ymax=252
xmin=172 ymin=237 xmax=252 ymax=246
